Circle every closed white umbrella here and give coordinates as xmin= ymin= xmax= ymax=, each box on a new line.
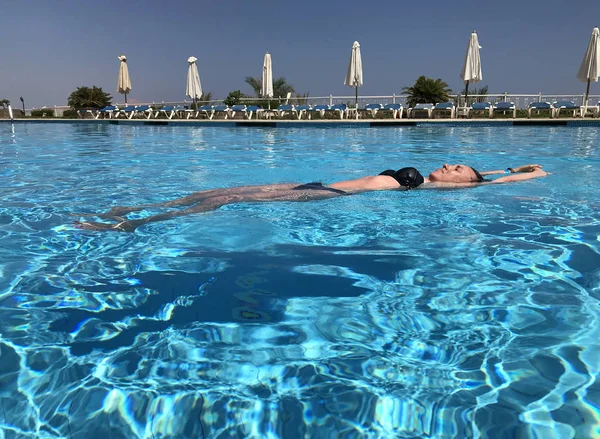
xmin=460 ymin=31 xmax=482 ymax=105
xmin=186 ymin=56 xmax=203 ymax=108
xmin=577 ymin=27 xmax=600 ymax=106
xmin=262 ymin=52 xmax=273 ymax=99
xmin=344 ymin=41 xmax=363 ymax=108
xmin=117 ymin=55 xmax=132 ymax=105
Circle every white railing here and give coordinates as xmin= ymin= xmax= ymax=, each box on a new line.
xmin=28 ymin=93 xmax=600 ymax=117
xmin=281 ymin=94 xmax=600 ymax=109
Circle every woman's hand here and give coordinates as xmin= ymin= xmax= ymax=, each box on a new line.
xmin=531 ymin=168 xmax=548 ymax=176
xmin=510 ymin=164 xmax=543 ymax=173
xmin=493 ymin=167 xmax=548 ymax=184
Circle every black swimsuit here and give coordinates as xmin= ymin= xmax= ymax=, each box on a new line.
xmin=379 ymin=167 xmax=424 ymax=188
xmin=292 ymin=167 xmax=424 ymax=194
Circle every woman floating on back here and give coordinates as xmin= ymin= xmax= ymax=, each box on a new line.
xmin=75 ymin=163 xmax=547 ymax=232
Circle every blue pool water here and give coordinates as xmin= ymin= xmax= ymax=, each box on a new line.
xmin=1 ymin=123 xmax=599 ymax=438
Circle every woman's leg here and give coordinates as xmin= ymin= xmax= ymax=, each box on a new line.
xmin=75 ymin=194 xmax=235 ymax=231
xmin=75 ymin=186 xmax=345 ymax=232
xmin=92 ymin=184 xmax=300 ymax=218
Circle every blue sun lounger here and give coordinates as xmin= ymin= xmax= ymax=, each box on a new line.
xmin=183 ymin=107 xmax=197 ymax=119
xmin=364 ymin=103 xmax=383 ymax=118
xmin=88 ymin=105 xmax=118 ymax=119
xmin=244 ymin=105 xmax=263 ymax=120
xmin=468 ymin=102 xmax=493 ymax=119
xmin=328 ymin=104 xmax=348 ymax=119
xmin=195 ymin=104 xmax=214 ymax=119
xmin=211 ymin=104 xmax=230 ymax=119
xmin=432 ymin=102 xmax=455 ymax=119
xmin=310 ymin=104 xmax=330 ymax=119
xmin=492 ymin=102 xmax=516 ymax=118
xmin=552 ymin=101 xmax=581 ymax=118
xmin=381 ymin=103 xmax=403 ymax=119
xmin=295 ymin=104 xmax=311 ymax=120
xmin=131 ymin=105 xmax=153 ymax=119
xmin=155 ymin=105 xmax=185 ymax=119
xmin=408 ymin=103 xmax=434 ymax=118
xmin=528 ymin=102 xmax=554 ymax=118
xmin=229 ymin=105 xmax=247 ymax=119
xmin=116 ymin=105 xmax=137 ymax=119
xmin=275 ymin=104 xmax=295 ymax=119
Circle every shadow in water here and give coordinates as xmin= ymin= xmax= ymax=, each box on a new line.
xmin=50 ymin=244 xmax=418 ymax=355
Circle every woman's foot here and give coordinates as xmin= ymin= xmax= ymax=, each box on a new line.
xmin=103 ymin=206 xmax=140 ymax=217
xmin=74 ymin=221 xmax=121 ymax=231
xmin=74 ymin=220 xmax=137 ymax=232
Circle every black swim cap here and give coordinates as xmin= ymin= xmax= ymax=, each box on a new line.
xmin=379 ymin=167 xmax=425 ymax=189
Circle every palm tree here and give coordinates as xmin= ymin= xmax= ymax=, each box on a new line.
xmin=244 ymin=76 xmax=295 ymax=98
xmin=402 ymin=76 xmax=452 ymax=107
xmin=460 ymin=85 xmax=488 ymax=103
xmin=68 ymin=86 xmax=112 ymax=109
xmin=245 ymin=77 xmax=262 ymax=96
xmin=295 ymin=92 xmax=310 ymax=105
xmin=273 ymin=78 xmax=295 ymax=99
xmin=0 ymin=99 xmax=10 ymax=109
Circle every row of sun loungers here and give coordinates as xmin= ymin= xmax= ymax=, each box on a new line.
xmin=526 ymin=101 xmax=600 ymax=118
xmin=80 ymin=103 xmax=405 ymax=120
xmin=401 ymin=101 xmax=600 ymax=119
xmin=81 ymin=101 xmax=600 ymax=121
xmin=80 ymin=104 xmax=269 ymax=120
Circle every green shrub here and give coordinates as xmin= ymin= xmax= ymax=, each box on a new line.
xmin=62 ymin=109 xmax=78 ymax=119
xmin=31 ymin=108 xmax=55 ymax=117
xmin=68 ymin=86 xmax=112 ymax=109
xmin=403 ymin=76 xmax=452 ymax=107
xmin=223 ymin=90 xmax=246 ymax=107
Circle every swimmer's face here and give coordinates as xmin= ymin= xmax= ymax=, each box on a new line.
xmin=428 ymin=164 xmax=479 ymax=183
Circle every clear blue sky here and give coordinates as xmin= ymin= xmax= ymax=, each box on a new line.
xmin=2 ymin=0 xmax=599 ymax=107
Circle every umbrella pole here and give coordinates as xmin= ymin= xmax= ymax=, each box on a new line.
xmin=124 ymin=92 xmax=128 ymax=105
xmin=585 ymin=79 xmax=591 ymax=106
xmin=355 ymin=87 xmax=359 ymax=119
xmin=464 ymin=81 xmax=469 ymax=107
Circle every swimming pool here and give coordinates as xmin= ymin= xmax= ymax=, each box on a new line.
xmin=1 ymin=123 xmax=599 ymax=438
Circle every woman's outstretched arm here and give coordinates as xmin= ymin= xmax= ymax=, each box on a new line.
xmin=480 ymin=164 xmax=543 ymax=176
xmin=490 ymin=168 xmax=548 ymax=183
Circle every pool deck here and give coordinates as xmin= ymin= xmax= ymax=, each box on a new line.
xmin=3 ymin=118 xmax=600 ymax=127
